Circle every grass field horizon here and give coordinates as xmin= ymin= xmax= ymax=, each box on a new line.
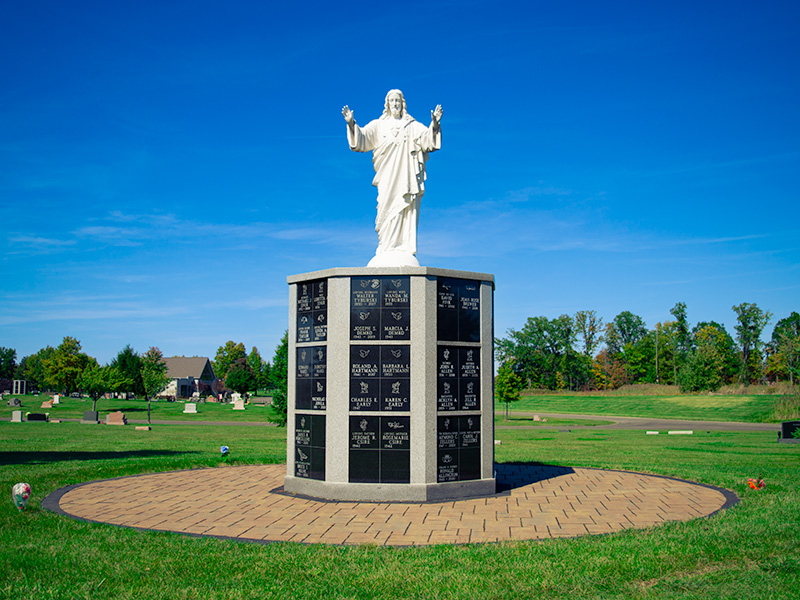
xmin=2 ymin=394 xmax=798 ymax=598
xmin=498 ymin=384 xmax=799 ymax=424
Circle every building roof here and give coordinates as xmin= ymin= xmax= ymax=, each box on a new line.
xmin=163 ymin=357 xmax=216 ymax=380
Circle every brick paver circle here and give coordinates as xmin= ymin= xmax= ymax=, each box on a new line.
xmin=46 ymin=464 xmax=736 ymax=546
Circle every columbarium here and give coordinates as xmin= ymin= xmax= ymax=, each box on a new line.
xmin=283 ymin=90 xmax=495 ymax=501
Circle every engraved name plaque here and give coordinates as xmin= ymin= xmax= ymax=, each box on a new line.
xmin=295 ymin=413 xmax=325 ymax=480
xmin=349 ymin=416 xmax=410 ymax=483
xmin=437 ymin=277 xmax=480 ymax=343
xmin=297 ymin=279 xmax=327 ymax=343
xmin=296 ymin=345 xmax=326 ymax=410
xmin=437 ymin=415 xmax=481 ymax=482
xmin=350 ymin=277 xmax=410 ymax=341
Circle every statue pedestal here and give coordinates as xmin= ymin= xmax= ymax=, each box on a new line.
xmin=284 ymin=266 xmax=495 ymax=502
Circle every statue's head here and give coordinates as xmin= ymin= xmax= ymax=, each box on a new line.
xmin=382 ymin=89 xmax=406 ymax=118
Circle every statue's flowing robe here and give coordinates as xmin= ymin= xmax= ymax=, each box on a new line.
xmin=348 ymin=114 xmax=441 ymax=255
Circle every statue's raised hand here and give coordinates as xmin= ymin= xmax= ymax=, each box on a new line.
xmin=431 ymin=105 xmax=443 ymax=125
xmin=342 ymin=105 xmax=355 ymax=125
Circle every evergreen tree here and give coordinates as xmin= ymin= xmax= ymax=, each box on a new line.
xmin=110 ymin=345 xmax=144 ymax=397
xmin=270 ymin=332 xmax=289 ymax=425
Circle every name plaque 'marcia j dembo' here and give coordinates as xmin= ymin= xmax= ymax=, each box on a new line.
xmin=284 ymin=266 xmax=494 ymax=502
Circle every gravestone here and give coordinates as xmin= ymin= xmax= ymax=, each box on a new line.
xmin=82 ymin=411 xmax=99 ymax=424
xmin=284 ymin=268 xmax=495 ymax=502
xmin=232 ymin=399 xmax=246 ymax=411
xmin=12 ymin=380 xmax=26 ymax=395
xmin=53 ymin=394 xmax=60 ymax=404
xmin=183 ymin=403 xmax=198 ymax=414
xmin=27 ymin=413 xmax=48 ymax=422
xmin=41 ymin=400 xmax=53 ymax=409
xmin=7 ymin=397 xmax=21 ymax=407
xmin=11 ymin=410 xmax=23 ymax=423
xmin=779 ymin=421 xmax=800 ymax=443
xmin=106 ymin=411 xmax=127 ymax=426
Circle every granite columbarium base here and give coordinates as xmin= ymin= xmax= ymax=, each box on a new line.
xmin=283 ymin=266 xmax=495 ymax=502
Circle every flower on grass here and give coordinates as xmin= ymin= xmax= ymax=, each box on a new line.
xmin=747 ymin=477 xmax=766 ymax=490
xmin=12 ymin=482 xmax=32 ymax=511
xmin=220 ymin=445 xmax=229 ymax=456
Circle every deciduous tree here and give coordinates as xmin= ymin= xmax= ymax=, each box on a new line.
xmin=226 ymin=358 xmax=257 ymax=397
xmin=78 ymin=364 xmax=132 ymax=412
xmin=768 ymin=312 xmax=800 ymax=384
xmin=213 ymin=341 xmax=247 ymax=380
xmin=575 ymin=310 xmax=603 ymax=357
xmin=142 ymin=347 xmax=170 ymax=424
xmin=16 ymin=346 xmax=55 ymax=390
xmin=43 ymin=337 xmax=93 ymax=394
xmin=732 ymin=303 xmax=772 ymax=384
xmin=496 ymin=361 xmax=525 ymax=419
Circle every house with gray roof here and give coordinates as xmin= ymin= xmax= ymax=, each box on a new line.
xmin=160 ymin=356 xmax=217 ymax=398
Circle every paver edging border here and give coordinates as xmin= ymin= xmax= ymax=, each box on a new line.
xmin=41 ymin=463 xmax=740 ymax=547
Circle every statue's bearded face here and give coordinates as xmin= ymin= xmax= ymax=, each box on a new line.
xmin=387 ymin=93 xmax=403 ymax=118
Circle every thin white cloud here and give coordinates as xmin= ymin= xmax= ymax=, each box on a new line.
xmin=8 ymin=235 xmax=76 ymax=247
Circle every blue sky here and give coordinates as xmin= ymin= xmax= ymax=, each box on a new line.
xmin=1 ymin=1 xmax=798 ymax=365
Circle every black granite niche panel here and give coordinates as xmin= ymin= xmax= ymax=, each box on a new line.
xmin=437 ymin=415 xmax=481 ymax=482
xmin=349 ymin=416 xmax=410 ymax=483
xmin=297 ymin=279 xmax=328 ymax=343
xmin=350 ymin=345 xmax=410 ymax=411
xmin=295 ymin=413 xmax=325 ymax=480
xmin=437 ymin=346 xmax=480 ymax=411
xmin=350 ymin=277 xmax=410 ymax=341
xmin=296 ymin=346 xmax=326 ymax=410
xmin=437 ymin=277 xmax=481 ymax=343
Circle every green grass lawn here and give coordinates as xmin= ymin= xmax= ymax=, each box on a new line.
xmin=499 ymin=392 xmax=790 ymax=423
xmin=1 ymin=409 xmax=799 ymax=598
xmin=1 ymin=394 xmax=281 ymax=424
xmin=495 ymin=415 xmax=615 ymax=428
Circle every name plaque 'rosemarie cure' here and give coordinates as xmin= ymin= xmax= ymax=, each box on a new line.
xmin=349 ymin=416 xmax=411 ymax=484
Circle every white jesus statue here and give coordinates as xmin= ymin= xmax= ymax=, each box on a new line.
xmin=343 ymin=90 xmax=442 ymax=267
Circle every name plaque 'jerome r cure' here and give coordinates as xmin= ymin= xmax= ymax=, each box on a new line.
xmin=286 ymin=267 xmax=495 ymax=502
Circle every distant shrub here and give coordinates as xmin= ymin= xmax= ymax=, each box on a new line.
xmin=770 ymin=394 xmax=800 ymax=421
xmin=718 ymin=382 xmax=798 ymax=396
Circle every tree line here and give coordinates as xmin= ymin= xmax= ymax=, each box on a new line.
xmin=0 ymin=333 xmax=290 ymax=423
xmin=495 ymin=303 xmax=799 ymax=393
xmin=209 ymin=333 xmax=288 ymax=421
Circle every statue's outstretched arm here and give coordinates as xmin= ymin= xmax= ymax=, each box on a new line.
xmin=342 ymin=105 xmax=356 ymax=131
